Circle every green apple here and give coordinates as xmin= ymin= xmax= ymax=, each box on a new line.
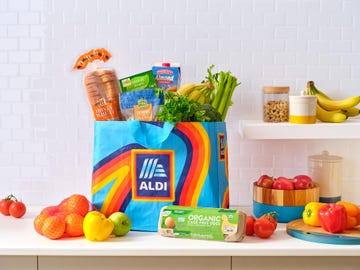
xmin=108 ymin=212 xmax=131 ymax=236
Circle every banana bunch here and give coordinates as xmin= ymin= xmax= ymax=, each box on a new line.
xmin=306 ymin=81 xmax=360 ymax=123
xmin=177 ymin=83 xmax=214 ymax=104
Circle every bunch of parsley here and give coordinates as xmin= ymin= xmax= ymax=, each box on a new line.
xmin=156 ymin=91 xmax=207 ymax=123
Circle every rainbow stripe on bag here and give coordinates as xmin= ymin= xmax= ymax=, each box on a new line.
xmin=92 ymin=122 xmax=228 ymax=218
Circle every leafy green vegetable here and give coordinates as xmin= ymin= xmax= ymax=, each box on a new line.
xmin=204 ymin=65 xmax=241 ymax=121
xmin=157 ymin=92 xmax=208 ymax=123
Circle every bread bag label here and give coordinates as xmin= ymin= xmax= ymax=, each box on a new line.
xmin=158 ymin=205 xmax=246 ymax=242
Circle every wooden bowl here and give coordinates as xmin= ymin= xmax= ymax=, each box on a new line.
xmin=252 ymin=182 xmax=320 ymax=206
xmin=252 ymin=182 xmax=320 ymax=223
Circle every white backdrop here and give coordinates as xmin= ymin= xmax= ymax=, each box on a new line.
xmin=1 ymin=0 xmax=359 ymax=205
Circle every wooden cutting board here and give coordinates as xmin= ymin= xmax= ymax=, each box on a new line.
xmin=286 ymin=219 xmax=360 ymax=245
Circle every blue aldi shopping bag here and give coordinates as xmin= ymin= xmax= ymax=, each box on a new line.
xmin=91 ymin=120 xmax=229 ymax=232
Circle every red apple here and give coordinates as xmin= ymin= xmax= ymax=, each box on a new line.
xmin=273 ymin=176 xmax=295 ymax=190
xmin=256 ymin=174 xmax=275 ymax=189
xmin=293 ymin=175 xmax=315 ymax=189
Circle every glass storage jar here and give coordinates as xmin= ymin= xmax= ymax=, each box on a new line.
xmin=263 ymin=86 xmax=289 ymax=122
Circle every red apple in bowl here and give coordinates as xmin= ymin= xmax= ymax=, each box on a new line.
xmin=293 ymin=175 xmax=315 ymax=189
xmin=273 ymin=176 xmax=295 ymax=190
xmin=256 ymin=174 xmax=275 ymax=189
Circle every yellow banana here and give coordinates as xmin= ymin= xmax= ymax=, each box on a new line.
xmin=188 ymin=90 xmax=202 ymax=101
xmin=197 ymin=95 xmax=206 ymax=104
xmin=177 ymin=83 xmax=196 ymax=96
xmin=316 ymin=94 xmax=360 ymax=111
xmin=316 ymin=103 xmax=347 ymax=123
xmin=342 ymin=107 xmax=360 ymax=117
xmin=307 ymin=81 xmax=360 ymax=111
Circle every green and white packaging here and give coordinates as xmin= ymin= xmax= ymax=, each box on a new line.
xmin=158 ymin=205 xmax=246 ymax=242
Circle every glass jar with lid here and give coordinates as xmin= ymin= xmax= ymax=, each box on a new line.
xmin=262 ymin=86 xmax=289 ymax=122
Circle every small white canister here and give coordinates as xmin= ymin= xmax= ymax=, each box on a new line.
xmin=289 ymin=92 xmax=317 ymax=124
xmin=308 ymin=150 xmax=343 ymax=203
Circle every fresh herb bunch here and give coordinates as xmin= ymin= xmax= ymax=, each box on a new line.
xmin=157 ymin=91 xmax=208 ymax=123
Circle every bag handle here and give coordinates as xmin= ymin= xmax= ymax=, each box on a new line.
xmin=128 ymin=120 xmax=175 ymax=147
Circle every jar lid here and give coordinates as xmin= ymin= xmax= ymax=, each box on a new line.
xmin=263 ymin=86 xmax=289 ymax=94
xmin=308 ymin=150 xmax=342 ymax=163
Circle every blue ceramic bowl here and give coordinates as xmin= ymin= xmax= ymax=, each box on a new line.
xmin=253 ymin=200 xmax=305 ymax=223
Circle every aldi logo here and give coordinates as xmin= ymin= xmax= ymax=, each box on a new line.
xmin=131 ymin=149 xmax=175 ymax=202
xmin=139 ymin=158 xmax=167 ymax=179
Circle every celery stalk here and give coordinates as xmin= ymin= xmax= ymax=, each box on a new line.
xmin=211 ymin=71 xmax=227 ymax=110
xmin=220 ymin=78 xmax=239 ymax=121
xmin=218 ymin=75 xmax=236 ymax=120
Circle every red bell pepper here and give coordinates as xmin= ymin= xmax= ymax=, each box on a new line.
xmin=318 ymin=203 xmax=347 ymax=233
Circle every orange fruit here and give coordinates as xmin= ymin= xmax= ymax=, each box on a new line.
xmin=40 ymin=205 xmax=60 ymax=216
xmin=58 ymin=194 xmax=90 ymax=217
xmin=33 ymin=213 xmax=49 ymax=235
xmin=65 ymin=213 xmax=84 ymax=237
xmin=41 ymin=216 xmax=66 ymax=240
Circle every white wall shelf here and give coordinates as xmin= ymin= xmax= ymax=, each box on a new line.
xmin=239 ymin=119 xmax=360 ymax=140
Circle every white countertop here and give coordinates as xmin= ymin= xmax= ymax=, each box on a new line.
xmin=1 ymin=206 xmax=359 ymax=257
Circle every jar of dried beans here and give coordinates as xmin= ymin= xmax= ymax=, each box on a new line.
xmin=263 ymin=86 xmax=289 ymax=122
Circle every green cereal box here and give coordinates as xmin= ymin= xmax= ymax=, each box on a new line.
xmin=158 ymin=205 xmax=246 ymax=242
xmin=119 ymin=70 xmax=157 ymax=92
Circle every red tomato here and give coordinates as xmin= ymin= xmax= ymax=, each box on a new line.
xmin=9 ymin=201 xmax=26 ymax=218
xmin=260 ymin=212 xmax=278 ymax=229
xmin=245 ymin=215 xmax=256 ymax=236
xmin=256 ymin=174 xmax=275 ymax=189
xmin=0 ymin=199 xmax=14 ymax=216
xmin=254 ymin=213 xmax=277 ymax=238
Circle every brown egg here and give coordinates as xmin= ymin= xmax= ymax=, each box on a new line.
xmin=164 ymin=217 xmax=175 ymax=228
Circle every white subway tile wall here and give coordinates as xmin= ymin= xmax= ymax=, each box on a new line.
xmin=1 ymin=0 xmax=359 ymax=205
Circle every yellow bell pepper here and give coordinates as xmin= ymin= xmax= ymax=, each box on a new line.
xmin=83 ymin=211 xmax=114 ymax=241
xmin=302 ymin=202 xmax=325 ymax=227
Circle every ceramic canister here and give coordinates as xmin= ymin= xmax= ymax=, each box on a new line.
xmin=308 ymin=150 xmax=343 ymax=203
xmin=289 ymin=93 xmax=317 ymax=124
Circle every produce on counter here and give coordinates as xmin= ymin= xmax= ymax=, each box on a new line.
xmin=336 ymin=201 xmax=360 ymax=229
xmin=245 ymin=215 xmax=256 ymax=236
xmin=0 ymin=194 xmax=26 ymax=218
xmin=108 ymin=211 xmax=132 ymax=237
xmin=252 ymin=212 xmax=278 ymax=239
xmin=83 ymin=211 xmax=115 ymax=242
xmin=318 ymin=203 xmax=347 ymax=233
xmin=34 ymin=194 xmax=92 ymax=240
xmin=302 ymin=202 xmax=325 ymax=227
xmin=306 ymin=81 xmax=360 ymax=123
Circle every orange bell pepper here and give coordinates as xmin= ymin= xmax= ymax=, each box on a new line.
xmin=336 ymin=201 xmax=360 ymax=229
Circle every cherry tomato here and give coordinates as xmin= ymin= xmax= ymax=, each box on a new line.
xmin=0 ymin=194 xmax=19 ymax=216
xmin=9 ymin=201 xmax=26 ymax=218
xmin=254 ymin=212 xmax=278 ymax=239
xmin=0 ymin=199 xmax=14 ymax=216
xmin=245 ymin=215 xmax=256 ymax=236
